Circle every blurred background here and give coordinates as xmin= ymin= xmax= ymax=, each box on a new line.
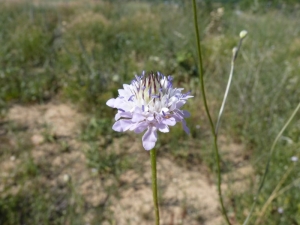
xmin=0 ymin=0 xmax=300 ymax=224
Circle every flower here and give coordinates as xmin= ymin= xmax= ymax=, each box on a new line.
xmin=277 ymin=207 xmax=284 ymax=214
xmin=106 ymin=71 xmax=193 ymax=150
xmin=291 ymin=156 xmax=298 ymax=162
xmin=239 ymin=30 xmax=248 ymax=39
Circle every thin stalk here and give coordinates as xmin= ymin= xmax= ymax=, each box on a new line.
xmin=243 ymin=101 xmax=300 ymax=225
xmin=192 ymin=1 xmax=231 ymax=224
xmin=215 ymin=53 xmax=235 ymax=135
xmin=150 ymin=149 xmax=160 ymax=225
xmin=215 ymin=35 xmax=245 ymax=135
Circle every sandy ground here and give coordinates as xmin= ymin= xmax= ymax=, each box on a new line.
xmin=0 ymin=102 xmax=253 ymax=224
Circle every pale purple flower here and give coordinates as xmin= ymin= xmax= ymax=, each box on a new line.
xmin=291 ymin=156 xmax=298 ymax=162
xmin=106 ymin=71 xmax=193 ymax=150
xmin=277 ymin=207 xmax=284 ymax=214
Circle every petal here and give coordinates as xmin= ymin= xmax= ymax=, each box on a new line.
xmin=147 ymin=116 xmax=154 ymax=121
xmin=162 ymin=117 xmax=176 ymax=126
xmin=119 ymin=101 xmax=134 ymax=112
xmin=142 ymin=127 xmax=158 ymax=150
xmin=134 ymin=122 xmax=148 ymax=133
xmin=169 ymin=102 xmax=177 ymax=111
xmin=132 ymin=113 xmax=145 ymax=122
xmin=161 ymin=107 xmax=169 ymax=113
xmin=115 ymin=113 xmax=121 ymax=121
xmin=118 ymin=89 xmax=126 ymax=96
xmin=115 ymin=111 xmax=132 ymax=121
xmin=134 ymin=107 xmax=143 ymax=114
xmin=181 ymin=95 xmax=194 ymax=100
xmin=106 ymin=98 xmax=116 ymax=108
xmin=182 ymin=120 xmax=190 ymax=134
xmin=157 ymin=123 xmax=169 ymax=133
xmin=176 ymin=100 xmax=185 ymax=109
xmin=123 ymin=84 xmax=131 ymax=91
xmin=182 ymin=110 xmax=191 ymax=118
xmin=112 ymin=120 xmax=133 ymax=132
xmin=174 ymin=110 xmax=184 ymax=120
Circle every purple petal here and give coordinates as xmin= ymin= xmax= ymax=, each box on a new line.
xmin=123 ymin=84 xmax=131 ymax=91
xmin=176 ymin=100 xmax=185 ymax=109
xmin=157 ymin=123 xmax=169 ymax=133
xmin=134 ymin=122 xmax=148 ymax=133
xmin=182 ymin=120 xmax=190 ymax=134
xmin=169 ymin=102 xmax=177 ymax=111
xmin=147 ymin=116 xmax=154 ymax=121
xmin=112 ymin=120 xmax=133 ymax=132
xmin=162 ymin=117 xmax=176 ymax=126
xmin=132 ymin=113 xmax=145 ymax=122
xmin=142 ymin=126 xmax=158 ymax=150
xmin=134 ymin=107 xmax=143 ymax=114
xmin=118 ymin=89 xmax=126 ymax=96
xmin=106 ymin=98 xmax=115 ymax=107
xmin=174 ymin=110 xmax=184 ymax=119
xmin=118 ymin=102 xmax=133 ymax=112
xmin=182 ymin=110 xmax=191 ymax=118
xmin=115 ymin=111 xmax=132 ymax=121
xmin=115 ymin=113 xmax=121 ymax=121
xmin=181 ymin=95 xmax=194 ymax=100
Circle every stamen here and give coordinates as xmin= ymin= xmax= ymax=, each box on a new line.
xmin=147 ymin=74 xmax=151 ymax=87
xmin=135 ymin=75 xmax=140 ymax=81
xmin=152 ymin=95 xmax=160 ymax=98
xmin=128 ymin=95 xmax=134 ymax=101
xmin=182 ymin=91 xmax=191 ymax=98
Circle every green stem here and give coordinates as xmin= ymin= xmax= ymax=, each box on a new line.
xmin=216 ymin=36 xmax=245 ymax=135
xmin=150 ymin=149 xmax=160 ymax=225
xmin=192 ymin=1 xmax=231 ymax=225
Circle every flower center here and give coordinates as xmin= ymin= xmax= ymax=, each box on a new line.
xmin=131 ymin=72 xmax=173 ymax=112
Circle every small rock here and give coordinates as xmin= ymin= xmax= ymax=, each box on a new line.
xmin=31 ymin=134 xmax=44 ymax=145
xmin=63 ymin=174 xmax=71 ymax=182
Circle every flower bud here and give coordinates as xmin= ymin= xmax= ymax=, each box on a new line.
xmin=239 ymin=30 xmax=248 ymax=39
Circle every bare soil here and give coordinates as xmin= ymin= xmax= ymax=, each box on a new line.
xmin=0 ymin=102 xmax=253 ymax=224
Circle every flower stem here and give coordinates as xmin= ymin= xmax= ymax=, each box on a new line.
xmin=150 ymin=148 xmax=160 ymax=225
xmin=215 ymin=37 xmax=245 ymax=135
xmin=192 ymin=1 xmax=231 ymax=225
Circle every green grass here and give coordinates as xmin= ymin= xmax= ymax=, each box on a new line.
xmin=0 ymin=0 xmax=300 ymax=224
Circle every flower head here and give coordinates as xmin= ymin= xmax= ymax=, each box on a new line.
xmin=277 ymin=207 xmax=284 ymax=214
xmin=106 ymin=71 xmax=193 ymax=150
xmin=291 ymin=156 xmax=298 ymax=162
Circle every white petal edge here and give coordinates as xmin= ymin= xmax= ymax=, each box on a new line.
xmin=106 ymin=98 xmax=115 ymax=107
